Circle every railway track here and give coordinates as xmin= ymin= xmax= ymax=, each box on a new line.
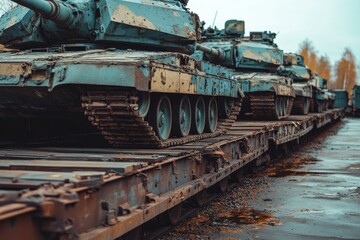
xmin=0 ymin=109 xmax=343 ymax=240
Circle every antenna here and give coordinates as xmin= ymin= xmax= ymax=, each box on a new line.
xmin=212 ymin=11 xmax=218 ymax=28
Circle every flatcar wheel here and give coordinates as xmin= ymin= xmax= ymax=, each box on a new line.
xmin=173 ymin=96 xmax=191 ymax=137
xmin=165 ymin=203 xmax=183 ymax=226
xmin=192 ymin=189 xmax=208 ymax=207
xmin=149 ymin=95 xmax=172 ymax=141
xmin=137 ymin=92 xmax=150 ymax=118
xmin=215 ymin=177 xmax=229 ymax=193
xmin=231 ymin=168 xmax=244 ymax=182
xmin=220 ymin=97 xmax=234 ymax=118
xmin=119 ymin=226 xmax=142 ymax=240
xmin=191 ymin=97 xmax=206 ymax=134
xmin=205 ymin=97 xmax=218 ymax=133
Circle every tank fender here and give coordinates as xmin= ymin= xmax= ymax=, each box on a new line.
xmin=51 ymin=62 xmax=151 ymax=91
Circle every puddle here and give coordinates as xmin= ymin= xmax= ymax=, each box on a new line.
xmin=269 ymin=170 xmax=308 ymax=178
xmin=347 ymin=164 xmax=360 ymax=170
xmin=265 ymin=156 xmax=321 ymax=178
xmin=217 ymin=207 xmax=282 ymax=226
xmin=305 ymin=194 xmax=342 ymax=200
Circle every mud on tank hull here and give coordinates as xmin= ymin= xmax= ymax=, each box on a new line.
xmin=234 ymin=73 xmax=295 ymax=120
xmin=0 ymin=49 xmax=242 ymax=148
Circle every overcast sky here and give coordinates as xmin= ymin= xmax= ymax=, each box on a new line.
xmin=1 ymin=0 xmax=358 ymax=80
xmin=188 ymin=0 xmax=360 ymax=77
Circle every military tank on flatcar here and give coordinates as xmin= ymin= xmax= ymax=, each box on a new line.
xmin=278 ymin=53 xmax=312 ymax=115
xmin=195 ymin=20 xmax=295 ymax=120
xmin=0 ymin=0 xmax=242 ymax=148
xmin=278 ymin=53 xmax=335 ymax=113
xmin=310 ymin=75 xmax=335 ymax=112
xmin=323 ymin=87 xmax=336 ymax=110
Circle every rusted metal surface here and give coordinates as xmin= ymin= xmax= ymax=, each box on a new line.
xmin=0 ymin=109 xmax=344 ymax=239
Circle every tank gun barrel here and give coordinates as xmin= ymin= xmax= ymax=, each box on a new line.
xmin=11 ymin=0 xmax=78 ymax=27
xmin=196 ymin=44 xmax=225 ymax=61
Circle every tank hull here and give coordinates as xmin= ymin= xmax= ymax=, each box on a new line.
xmin=0 ymin=49 xmax=242 ymax=147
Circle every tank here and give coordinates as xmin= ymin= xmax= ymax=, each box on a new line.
xmin=279 ymin=53 xmax=331 ymax=114
xmin=195 ymin=20 xmax=295 ymax=120
xmin=306 ymin=75 xmax=324 ymax=113
xmin=309 ymin=75 xmax=335 ymax=112
xmin=278 ymin=53 xmax=312 ymax=115
xmin=0 ymin=0 xmax=242 ymax=148
xmin=323 ymin=86 xmax=336 ymax=110
xmin=352 ymin=85 xmax=360 ymax=115
xmin=332 ymin=90 xmax=348 ymax=109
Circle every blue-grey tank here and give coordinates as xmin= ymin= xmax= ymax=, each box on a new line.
xmin=0 ymin=0 xmax=242 ymax=148
xmin=279 ymin=53 xmax=335 ymax=113
xmin=310 ymin=74 xmax=335 ymax=112
xmin=194 ymin=20 xmax=295 ymax=120
xmin=278 ymin=53 xmax=313 ymax=115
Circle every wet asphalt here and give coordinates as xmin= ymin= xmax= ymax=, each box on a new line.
xmin=235 ymin=118 xmax=360 ymax=239
xmin=159 ymin=118 xmax=360 ymax=240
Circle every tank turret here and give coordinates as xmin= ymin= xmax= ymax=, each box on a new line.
xmin=0 ymin=0 xmax=201 ymax=51
xmin=196 ymin=20 xmax=283 ymax=72
xmin=279 ymin=53 xmax=312 ymax=81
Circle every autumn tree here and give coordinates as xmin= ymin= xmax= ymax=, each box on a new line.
xmin=317 ymin=55 xmax=332 ymax=86
xmin=298 ymin=39 xmax=332 ymax=82
xmin=334 ymin=48 xmax=358 ymax=94
xmin=299 ymin=39 xmax=315 ymax=69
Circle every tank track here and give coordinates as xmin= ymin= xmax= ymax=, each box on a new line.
xmin=292 ymin=97 xmax=305 ymax=113
xmin=81 ymin=90 xmax=241 ymax=148
xmin=310 ymin=98 xmax=324 ymax=113
xmin=250 ymin=93 xmax=294 ymax=120
xmin=292 ymin=97 xmax=310 ymax=115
